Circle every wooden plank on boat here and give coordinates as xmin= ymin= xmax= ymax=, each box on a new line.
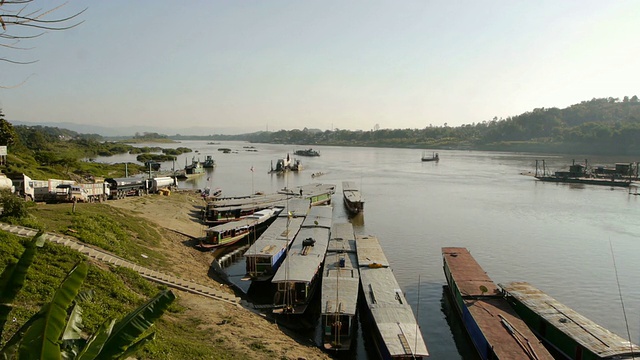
xmin=327 ymin=222 xmax=357 ymax=253
xmin=356 ymin=235 xmax=389 ymax=267
xmin=502 ymin=281 xmax=640 ymax=358
xmin=357 ymin=235 xmax=428 ymax=358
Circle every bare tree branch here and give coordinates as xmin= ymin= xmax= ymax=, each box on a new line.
xmin=0 ymin=1 xmax=86 ymax=87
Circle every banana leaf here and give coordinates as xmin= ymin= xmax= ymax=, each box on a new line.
xmin=97 ymin=289 xmax=175 ymax=360
xmin=17 ymin=261 xmax=88 ymax=360
xmin=74 ymin=319 xmax=115 ymax=360
xmin=0 ymin=231 xmax=44 ymax=339
xmin=113 ymin=331 xmax=155 ymax=360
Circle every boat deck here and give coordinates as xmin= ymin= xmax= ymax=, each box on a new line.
xmin=502 ymin=281 xmax=640 ymax=359
xmin=357 ymin=235 xmax=429 ymax=358
xmin=442 ymin=247 xmax=553 ymax=360
xmin=272 ymin=205 xmax=333 ymax=284
xmin=322 ymin=223 xmax=358 ymax=316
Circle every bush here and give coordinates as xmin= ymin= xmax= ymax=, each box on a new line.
xmin=0 ymin=190 xmax=29 ymax=219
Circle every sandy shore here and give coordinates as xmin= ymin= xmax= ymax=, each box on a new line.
xmin=107 ymin=190 xmax=330 ymax=360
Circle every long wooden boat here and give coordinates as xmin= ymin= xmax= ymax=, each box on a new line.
xmin=272 ymin=205 xmax=333 ymax=315
xmin=442 ymin=247 xmax=553 ymax=360
xmin=357 ymin=235 xmax=429 ymax=359
xmin=342 ymin=181 xmax=364 ymax=214
xmin=244 ymin=199 xmax=310 ymax=282
xmin=196 ymin=207 xmax=282 ymax=250
xmin=203 ymin=193 xmax=293 ymax=225
xmin=502 ymin=282 xmax=640 ymax=360
xmin=279 ymin=183 xmax=336 ymax=206
xmin=321 ymin=223 xmax=358 ymax=351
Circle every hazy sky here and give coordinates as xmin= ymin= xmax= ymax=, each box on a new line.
xmin=1 ymin=1 xmax=639 ymax=134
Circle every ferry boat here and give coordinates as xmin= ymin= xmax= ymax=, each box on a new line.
xmin=272 ymin=205 xmax=333 ymax=315
xmin=342 ymin=181 xmax=364 ymax=214
xmin=196 ymin=207 xmax=282 ymax=250
xmin=502 ymin=281 xmax=640 ymax=360
xmin=321 ymin=223 xmax=358 ymax=351
xmin=244 ymin=199 xmax=310 ymax=282
xmin=442 ymin=247 xmax=553 ymax=360
xmin=358 ymin=235 xmax=429 ymax=359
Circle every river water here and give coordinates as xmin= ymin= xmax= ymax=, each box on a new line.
xmin=97 ymin=140 xmax=640 ymax=359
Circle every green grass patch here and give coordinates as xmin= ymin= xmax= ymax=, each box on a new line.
xmin=25 ymin=202 xmax=167 ymax=268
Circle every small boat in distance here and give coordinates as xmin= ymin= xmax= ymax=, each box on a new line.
xmin=342 ymin=181 xmax=364 ymax=214
xmin=294 ymin=148 xmax=320 ymax=157
xmin=502 ymin=281 xmax=640 ymax=360
xmin=442 ymin=247 xmax=553 ymax=360
xmin=421 ymin=151 xmax=439 ymax=162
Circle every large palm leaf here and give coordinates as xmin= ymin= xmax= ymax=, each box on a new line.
xmin=17 ymin=261 xmax=88 ymax=360
xmin=97 ymin=289 xmax=175 ymax=360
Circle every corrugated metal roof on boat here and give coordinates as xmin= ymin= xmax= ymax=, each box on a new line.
xmin=243 ymin=217 xmax=305 ymax=258
xmin=321 ymin=251 xmax=359 ymax=316
xmin=272 ymin=225 xmax=331 ymax=283
xmin=356 ymin=235 xmax=389 ymax=267
xmin=301 ymin=205 xmax=333 ymax=229
xmin=277 ymin=198 xmax=310 ymax=218
xmin=502 ymin=281 xmax=640 ymax=359
xmin=327 ymin=223 xmax=356 ymax=253
xmin=357 ymin=235 xmax=428 ymax=357
xmin=442 ymin=247 xmax=500 ymax=297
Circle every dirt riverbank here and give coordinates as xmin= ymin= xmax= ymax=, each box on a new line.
xmin=107 ymin=190 xmax=330 ymax=360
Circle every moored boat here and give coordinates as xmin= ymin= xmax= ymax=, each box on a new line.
xmin=342 ymin=181 xmax=364 ymax=214
xmin=196 ymin=207 xmax=282 ymax=250
xmin=272 ymin=205 xmax=333 ymax=315
xmin=442 ymin=247 xmax=553 ymax=360
xmin=202 ymin=155 xmax=216 ymax=168
xmin=279 ymin=183 xmax=336 ymax=206
xmin=202 ymin=193 xmax=293 ymax=225
xmin=501 ymin=281 xmax=640 ymax=360
xmin=357 ymin=235 xmax=429 ymax=359
xmin=244 ymin=199 xmax=310 ymax=282
xmin=321 ymin=223 xmax=358 ymax=351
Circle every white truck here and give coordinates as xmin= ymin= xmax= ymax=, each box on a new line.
xmin=11 ymin=174 xmax=75 ymax=202
xmin=55 ymin=182 xmax=110 ymax=203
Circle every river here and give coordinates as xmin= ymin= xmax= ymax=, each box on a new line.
xmin=97 ymin=140 xmax=640 ymax=359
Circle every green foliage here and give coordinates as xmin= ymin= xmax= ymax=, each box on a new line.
xmin=0 ymin=232 xmax=44 ymax=339
xmin=0 ymin=232 xmax=176 ymax=360
xmin=0 ymin=190 xmax=31 ymax=219
xmin=0 ymin=116 xmax=18 ymax=148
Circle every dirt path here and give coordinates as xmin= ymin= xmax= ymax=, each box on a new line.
xmin=107 ymin=191 xmax=331 ymax=359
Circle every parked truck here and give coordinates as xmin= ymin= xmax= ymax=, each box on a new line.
xmin=105 ymin=177 xmax=148 ymax=199
xmin=10 ymin=174 xmax=75 ymax=202
xmin=55 ymin=182 xmax=110 ymax=203
xmin=151 ymin=176 xmax=176 ymax=193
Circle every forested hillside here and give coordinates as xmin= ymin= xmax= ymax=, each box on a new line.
xmin=233 ymin=96 xmax=640 ymax=155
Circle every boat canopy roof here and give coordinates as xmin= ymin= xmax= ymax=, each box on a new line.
xmin=356 ymin=235 xmax=389 ymax=267
xmin=321 ymin=251 xmax=359 ymax=316
xmin=301 ymin=205 xmax=333 ymax=229
xmin=442 ymin=247 xmax=500 ymax=297
xmin=272 ymin=226 xmax=331 ymax=283
xmin=244 ymin=216 xmax=305 ymax=258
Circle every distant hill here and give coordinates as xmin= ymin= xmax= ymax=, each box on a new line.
xmin=8 ymin=120 xmax=244 ymax=137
